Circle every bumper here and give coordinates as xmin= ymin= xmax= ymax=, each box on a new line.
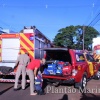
xmin=42 ymin=74 xmax=75 ymax=84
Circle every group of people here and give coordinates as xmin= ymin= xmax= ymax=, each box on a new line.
xmin=13 ymin=52 xmax=46 ymax=95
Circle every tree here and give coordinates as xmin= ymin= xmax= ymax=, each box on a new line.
xmin=53 ymin=25 xmax=99 ymax=50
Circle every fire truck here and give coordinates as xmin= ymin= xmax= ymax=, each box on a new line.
xmin=0 ymin=26 xmax=52 ymax=82
xmin=93 ymin=45 xmax=100 ymax=62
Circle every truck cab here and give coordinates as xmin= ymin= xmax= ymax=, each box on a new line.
xmin=42 ymin=48 xmax=100 ymax=90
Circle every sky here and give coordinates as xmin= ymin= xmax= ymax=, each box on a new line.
xmin=0 ymin=0 xmax=100 ymax=41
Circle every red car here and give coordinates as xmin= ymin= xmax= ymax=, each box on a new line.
xmin=42 ymin=48 xmax=100 ymax=90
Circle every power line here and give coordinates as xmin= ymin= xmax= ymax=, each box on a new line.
xmin=84 ymin=0 xmax=100 ymax=26
xmin=87 ymin=0 xmax=100 ymax=26
xmin=0 ymin=4 xmax=96 ymax=9
xmin=0 ymin=19 xmax=19 ymax=32
xmin=88 ymin=12 xmax=100 ymax=26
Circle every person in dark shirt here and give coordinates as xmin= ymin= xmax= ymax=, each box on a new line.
xmin=34 ymin=70 xmax=45 ymax=95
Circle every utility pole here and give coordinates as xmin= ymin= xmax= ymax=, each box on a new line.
xmin=82 ymin=26 xmax=85 ymax=50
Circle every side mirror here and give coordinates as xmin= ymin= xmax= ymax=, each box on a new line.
xmin=95 ymin=59 xmax=99 ymax=62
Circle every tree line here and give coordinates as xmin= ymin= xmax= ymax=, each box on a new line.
xmin=53 ymin=25 xmax=99 ymax=51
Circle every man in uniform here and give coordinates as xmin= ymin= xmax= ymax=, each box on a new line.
xmin=14 ymin=52 xmax=30 ymax=90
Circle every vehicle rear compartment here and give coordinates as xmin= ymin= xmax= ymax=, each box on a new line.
xmin=41 ymin=49 xmax=72 ymax=76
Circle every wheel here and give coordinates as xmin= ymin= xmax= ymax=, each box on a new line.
xmin=94 ymin=71 xmax=100 ymax=80
xmin=74 ymin=74 xmax=87 ymax=91
xmin=80 ymin=75 xmax=87 ymax=90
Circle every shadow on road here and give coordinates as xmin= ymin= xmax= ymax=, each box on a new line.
xmin=42 ymin=79 xmax=48 ymax=92
xmin=0 ymin=86 xmax=13 ymax=95
xmin=80 ymin=92 xmax=100 ymax=100
xmin=15 ymin=83 xmax=30 ymax=90
xmin=59 ymin=94 xmax=68 ymax=100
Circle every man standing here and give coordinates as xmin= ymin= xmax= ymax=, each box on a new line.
xmin=26 ymin=58 xmax=46 ymax=95
xmin=14 ymin=52 xmax=30 ymax=90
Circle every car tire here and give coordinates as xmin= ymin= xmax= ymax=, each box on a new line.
xmin=74 ymin=73 xmax=87 ymax=91
xmin=94 ymin=71 xmax=100 ymax=80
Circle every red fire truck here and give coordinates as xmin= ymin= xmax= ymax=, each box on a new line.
xmin=0 ymin=26 xmax=52 ymax=82
xmin=93 ymin=45 xmax=100 ymax=62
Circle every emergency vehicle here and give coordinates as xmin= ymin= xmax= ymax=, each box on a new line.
xmin=93 ymin=45 xmax=100 ymax=62
xmin=42 ymin=48 xmax=100 ymax=90
xmin=0 ymin=26 xmax=52 ymax=82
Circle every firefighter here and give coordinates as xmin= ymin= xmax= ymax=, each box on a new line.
xmin=14 ymin=52 xmax=30 ymax=91
xmin=26 ymin=58 xmax=46 ymax=95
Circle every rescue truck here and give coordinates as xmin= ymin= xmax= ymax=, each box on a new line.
xmin=42 ymin=48 xmax=100 ymax=90
xmin=93 ymin=45 xmax=100 ymax=62
xmin=0 ymin=26 xmax=52 ymax=82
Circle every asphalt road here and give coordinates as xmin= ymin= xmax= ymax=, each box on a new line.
xmin=0 ymin=79 xmax=100 ymax=100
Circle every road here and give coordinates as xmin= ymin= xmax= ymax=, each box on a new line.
xmin=0 ymin=79 xmax=100 ymax=100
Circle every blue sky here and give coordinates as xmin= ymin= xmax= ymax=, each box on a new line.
xmin=0 ymin=0 xmax=100 ymax=41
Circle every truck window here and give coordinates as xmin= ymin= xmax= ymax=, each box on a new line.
xmin=86 ymin=54 xmax=94 ymax=62
xmin=46 ymin=50 xmax=72 ymax=64
xmin=76 ymin=53 xmax=85 ymax=62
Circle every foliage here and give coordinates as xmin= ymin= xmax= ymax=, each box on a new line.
xmin=53 ymin=25 xmax=99 ymax=50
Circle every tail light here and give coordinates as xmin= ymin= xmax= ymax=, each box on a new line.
xmin=62 ymin=65 xmax=72 ymax=75
xmin=72 ymin=69 xmax=78 ymax=76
